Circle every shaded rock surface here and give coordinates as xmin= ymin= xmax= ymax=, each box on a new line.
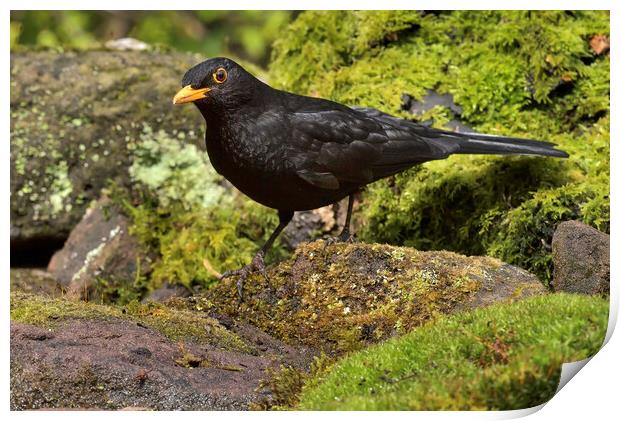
xmin=192 ymin=240 xmax=546 ymax=354
xmin=47 ymin=196 xmax=151 ymax=300
xmin=10 ymin=292 xmax=314 ymax=410
xmin=551 ymin=220 xmax=610 ymax=294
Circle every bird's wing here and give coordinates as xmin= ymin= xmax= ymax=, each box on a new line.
xmin=287 ymin=108 xmax=386 ymax=189
xmin=288 ymin=106 xmax=453 ymax=189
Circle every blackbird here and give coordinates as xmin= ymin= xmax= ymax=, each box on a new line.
xmin=173 ymin=57 xmax=568 ymax=297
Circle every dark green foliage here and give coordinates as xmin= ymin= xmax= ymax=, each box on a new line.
xmin=271 ymin=11 xmax=610 ymax=284
xmin=297 ymin=293 xmax=608 ymax=410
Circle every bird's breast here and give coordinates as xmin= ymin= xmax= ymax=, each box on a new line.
xmin=204 ymin=128 xmax=350 ymax=210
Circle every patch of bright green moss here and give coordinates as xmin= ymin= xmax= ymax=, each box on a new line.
xmin=10 ymin=291 xmax=252 ymax=353
xmin=269 ymin=11 xmax=609 ymax=284
xmin=296 ymin=293 xmax=608 ymax=410
xmin=197 ymin=240 xmax=542 ymax=354
xmin=116 ymin=184 xmax=287 ymax=293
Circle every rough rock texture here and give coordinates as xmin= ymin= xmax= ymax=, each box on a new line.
xmin=552 ymin=220 xmax=610 ymax=294
xmin=47 ymin=196 xmax=151 ymax=300
xmin=10 ymin=292 xmax=314 ymax=410
xmin=10 ymin=50 xmax=205 ymax=255
xmin=194 ymin=240 xmax=546 ymax=354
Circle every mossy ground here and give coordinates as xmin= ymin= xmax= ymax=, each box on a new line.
xmin=295 ymin=293 xmax=608 ymax=410
xmin=185 ymin=240 xmax=542 ymax=355
xmin=269 ymin=11 xmax=609 ymax=284
xmin=10 ymin=291 xmax=252 ymax=353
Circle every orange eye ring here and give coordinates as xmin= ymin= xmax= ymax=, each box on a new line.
xmin=213 ymin=68 xmax=227 ymax=84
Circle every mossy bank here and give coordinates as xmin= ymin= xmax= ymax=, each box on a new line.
xmin=298 ymin=293 xmax=608 ymax=410
xmin=269 ymin=11 xmax=609 ymax=284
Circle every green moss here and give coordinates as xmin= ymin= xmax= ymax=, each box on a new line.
xmin=10 ymin=291 xmax=252 ymax=353
xmin=114 ymin=183 xmax=287 ymax=293
xmin=297 ymin=293 xmax=608 ymax=410
xmin=270 ymin=11 xmax=609 ymax=284
xmin=195 ymin=240 xmax=542 ymax=354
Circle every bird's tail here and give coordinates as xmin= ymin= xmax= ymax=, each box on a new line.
xmin=432 ymin=129 xmax=569 ymax=158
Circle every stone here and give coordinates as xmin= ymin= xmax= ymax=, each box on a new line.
xmin=10 ymin=50 xmax=206 ymax=257
xmin=10 ymin=269 xmax=63 ymax=297
xmin=204 ymin=240 xmax=547 ymax=354
xmin=142 ymin=282 xmax=191 ymax=303
xmin=10 ymin=293 xmax=314 ymax=410
xmin=47 ymin=196 xmax=152 ymax=300
xmin=552 ymin=220 xmax=610 ymax=294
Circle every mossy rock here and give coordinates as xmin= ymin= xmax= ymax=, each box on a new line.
xmin=10 ymin=50 xmax=206 ymax=251
xmin=10 ymin=291 xmax=313 ymax=410
xmin=269 ymin=11 xmax=610 ymax=284
xmin=297 ymin=293 xmax=608 ymax=410
xmin=192 ymin=240 xmax=545 ymax=354
xmin=10 ymin=291 xmax=250 ymax=352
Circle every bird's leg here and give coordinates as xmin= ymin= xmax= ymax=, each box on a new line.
xmin=220 ymin=210 xmax=294 ymax=301
xmin=338 ymin=194 xmax=355 ymax=242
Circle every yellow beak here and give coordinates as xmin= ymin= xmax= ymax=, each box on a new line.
xmin=172 ymin=85 xmax=211 ymax=104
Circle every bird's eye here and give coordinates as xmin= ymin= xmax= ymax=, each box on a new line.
xmin=213 ymin=68 xmax=227 ymax=84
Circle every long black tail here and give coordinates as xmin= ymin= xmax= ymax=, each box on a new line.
xmin=433 ymin=129 xmax=569 ymax=158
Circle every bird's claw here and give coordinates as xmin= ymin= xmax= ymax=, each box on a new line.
xmin=322 ymin=230 xmax=357 ymax=249
xmin=220 ymin=251 xmax=268 ymax=302
xmin=338 ymin=229 xmax=357 ymax=243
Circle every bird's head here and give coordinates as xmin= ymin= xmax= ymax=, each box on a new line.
xmin=173 ymin=57 xmax=262 ymax=116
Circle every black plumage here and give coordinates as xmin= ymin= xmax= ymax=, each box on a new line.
xmin=173 ymin=57 xmax=568 ymax=297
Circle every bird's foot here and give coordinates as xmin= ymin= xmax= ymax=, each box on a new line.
xmin=338 ymin=229 xmax=357 ymax=243
xmin=220 ymin=251 xmax=268 ymax=302
xmin=322 ymin=230 xmax=357 ymax=249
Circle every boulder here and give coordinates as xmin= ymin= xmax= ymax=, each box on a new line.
xmin=552 ymin=220 xmax=610 ymax=294
xmin=47 ymin=196 xmax=151 ymax=300
xmin=198 ymin=240 xmax=546 ymax=354
xmin=10 ymin=50 xmax=206 ymax=258
xmin=10 ymin=292 xmax=314 ymax=410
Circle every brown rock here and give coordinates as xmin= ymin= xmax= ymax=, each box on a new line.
xmin=552 ymin=220 xmax=610 ymax=294
xmin=47 ymin=196 xmax=151 ymax=300
xmin=205 ymin=240 xmax=546 ymax=354
xmin=10 ymin=300 xmax=313 ymax=410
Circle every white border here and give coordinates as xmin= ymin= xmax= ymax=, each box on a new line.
xmin=3 ymin=2 xmax=617 ymax=420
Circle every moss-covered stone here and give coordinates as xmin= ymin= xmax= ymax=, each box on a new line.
xmin=10 ymin=291 xmax=252 ymax=353
xmin=186 ymin=240 xmax=545 ymax=355
xmin=296 ymin=293 xmax=608 ymax=410
xmin=10 ymin=50 xmax=207 ymax=246
xmin=269 ymin=11 xmax=610 ymax=284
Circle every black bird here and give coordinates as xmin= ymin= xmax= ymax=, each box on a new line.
xmin=173 ymin=57 xmax=568 ymax=296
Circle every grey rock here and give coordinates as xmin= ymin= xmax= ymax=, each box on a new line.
xmin=142 ymin=282 xmax=191 ymax=303
xmin=552 ymin=220 xmax=610 ymax=294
